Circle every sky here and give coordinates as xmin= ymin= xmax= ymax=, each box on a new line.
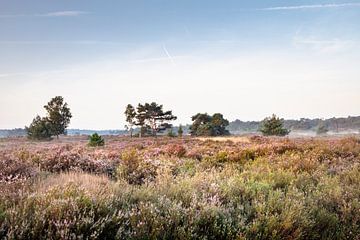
xmin=0 ymin=0 xmax=359 ymax=129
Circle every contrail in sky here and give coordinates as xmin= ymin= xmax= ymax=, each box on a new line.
xmin=162 ymin=44 xmax=176 ymax=66
xmin=262 ymin=3 xmax=360 ymax=10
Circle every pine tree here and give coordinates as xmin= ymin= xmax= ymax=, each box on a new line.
xmin=44 ymin=96 xmax=72 ymax=139
xmin=259 ymin=114 xmax=290 ymax=136
xmin=124 ymin=104 xmax=136 ymax=137
xmin=88 ymin=133 xmax=105 ymax=147
xmin=135 ymin=102 xmax=177 ymax=137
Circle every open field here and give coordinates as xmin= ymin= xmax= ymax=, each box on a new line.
xmin=1 ymin=135 xmax=360 ymax=239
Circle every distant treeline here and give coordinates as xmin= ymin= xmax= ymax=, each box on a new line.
xmin=2 ymin=116 xmax=360 ymax=138
xmin=0 ymin=128 xmax=27 ymax=138
xmin=229 ymin=116 xmax=360 ymax=133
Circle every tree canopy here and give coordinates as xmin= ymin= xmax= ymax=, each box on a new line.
xmin=26 ymin=96 xmax=72 ymax=140
xmin=26 ymin=115 xmax=52 ymax=140
xmin=44 ymin=96 xmax=72 ymax=138
xmin=124 ymin=104 xmax=136 ymax=137
xmin=190 ymin=113 xmax=229 ymax=136
xmin=125 ymin=102 xmax=177 ymax=137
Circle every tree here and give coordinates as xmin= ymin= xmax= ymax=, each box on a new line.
xmin=26 ymin=115 xmax=52 ymax=140
xmin=167 ymin=128 xmax=176 ymax=137
xmin=135 ymin=103 xmax=149 ymax=138
xmin=135 ymin=102 xmax=177 ymax=137
xmin=211 ymin=113 xmax=230 ymax=136
xmin=259 ymin=114 xmax=290 ymax=136
xmin=178 ymin=124 xmax=184 ymax=137
xmin=44 ymin=96 xmax=72 ymax=138
xmin=124 ymin=104 xmax=136 ymax=137
xmin=88 ymin=133 xmax=105 ymax=147
xmin=190 ymin=113 xmax=230 ymax=136
xmin=316 ymin=121 xmax=329 ymax=135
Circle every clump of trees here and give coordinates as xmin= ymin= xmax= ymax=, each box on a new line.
xmin=88 ymin=133 xmax=105 ymax=147
xmin=26 ymin=116 xmax=53 ymax=140
xmin=26 ymin=96 xmax=72 ymax=140
xmin=125 ymin=102 xmax=177 ymax=137
xmin=259 ymin=114 xmax=290 ymax=136
xmin=190 ymin=113 xmax=229 ymax=136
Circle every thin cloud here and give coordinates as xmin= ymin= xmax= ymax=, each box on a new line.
xmin=0 ymin=11 xmax=89 ymax=18
xmin=38 ymin=11 xmax=88 ymax=17
xmin=0 ymin=40 xmax=132 ymax=45
xmin=293 ymin=36 xmax=357 ymax=53
xmin=262 ymin=3 xmax=360 ymax=11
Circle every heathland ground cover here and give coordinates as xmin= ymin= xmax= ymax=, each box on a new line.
xmin=1 ymin=135 xmax=360 ymax=239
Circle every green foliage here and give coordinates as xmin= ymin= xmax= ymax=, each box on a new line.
xmin=190 ymin=113 xmax=230 ymax=136
xmin=260 ymin=114 xmax=290 ymax=136
xmin=26 ymin=96 xmax=72 ymax=140
xmin=25 ymin=115 xmax=52 ymax=140
xmin=44 ymin=96 xmax=72 ymax=138
xmin=136 ymin=102 xmax=177 ymax=136
xmin=124 ymin=104 xmax=136 ymax=137
xmin=126 ymin=102 xmax=177 ymax=137
xmin=178 ymin=124 xmax=184 ymax=137
xmin=88 ymin=133 xmax=105 ymax=147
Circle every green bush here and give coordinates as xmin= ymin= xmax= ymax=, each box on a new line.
xmin=88 ymin=133 xmax=105 ymax=147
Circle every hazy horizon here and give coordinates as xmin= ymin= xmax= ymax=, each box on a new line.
xmin=1 ymin=0 xmax=360 ymax=129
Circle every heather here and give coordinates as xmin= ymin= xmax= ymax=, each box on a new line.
xmin=1 ymin=136 xmax=360 ymax=239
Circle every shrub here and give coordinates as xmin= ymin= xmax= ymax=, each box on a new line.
xmin=165 ymin=144 xmax=187 ymax=158
xmin=88 ymin=133 xmax=105 ymax=147
xmin=0 ymin=155 xmax=37 ymax=184
xmin=117 ymin=148 xmax=157 ymax=184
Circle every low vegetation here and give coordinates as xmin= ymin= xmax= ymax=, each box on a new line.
xmin=1 ymin=135 xmax=360 ymax=239
xmin=88 ymin=133 xmax=105 ymax=147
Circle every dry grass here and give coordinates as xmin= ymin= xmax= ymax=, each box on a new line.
xmin=196 ymin=136 xmax=251 ymax=143
xmin=0 ymin=135 xmax=360 ymax=239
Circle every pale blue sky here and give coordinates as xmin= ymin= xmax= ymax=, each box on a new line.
xmin=1 ymin=0 xmax=360 ymax=129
